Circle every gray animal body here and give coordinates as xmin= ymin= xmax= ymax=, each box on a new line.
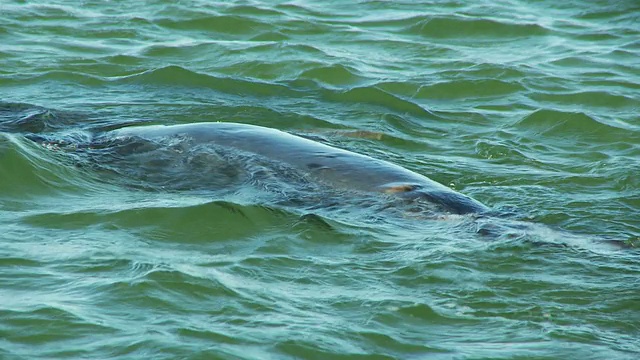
xmin=110 ymin=122 xmax=489 ymax=215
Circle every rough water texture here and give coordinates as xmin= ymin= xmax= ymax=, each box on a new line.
xmin=1 ymin=1 xmax=639 ymax=359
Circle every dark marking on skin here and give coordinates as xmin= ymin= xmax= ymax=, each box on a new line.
xmin=307 ymin=163 xmax=325 ymax=169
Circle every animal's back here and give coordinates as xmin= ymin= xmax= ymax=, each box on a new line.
xmin=109 ymin=122 xmax=489 ymax=214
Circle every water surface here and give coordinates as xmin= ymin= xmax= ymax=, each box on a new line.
xmin=1 ymin=0 xmax=639 ymax=359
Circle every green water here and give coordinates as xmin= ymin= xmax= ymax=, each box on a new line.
xmin=1 ymin=0 xmax=639 ymax=359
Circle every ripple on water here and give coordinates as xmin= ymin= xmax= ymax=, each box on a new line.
xmin=406 ymin=15 xmax=550 ymax=39
xmin=119 ymin=65 xmax=299 ymax=98
xmin=512 ymin=109 xmax=631 ymax=143
xmin=417 ymin=78 xmax=526 ymax=100
xmin=0 ymin=306 xmax=117 ymax=346
xmin=322 ymin=85 xmax=434 ymax=119
xmin=298 ymin=64 xmax=367 ymax=87
xmin=154 ymin=14 xmax=272 ymax=35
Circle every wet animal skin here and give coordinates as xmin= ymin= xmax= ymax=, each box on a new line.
xmin=109 ymin=122 xmax=489 ymax=215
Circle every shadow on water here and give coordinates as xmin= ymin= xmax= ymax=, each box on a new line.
xmin=1 ymin=102 xmax=637 ymax=251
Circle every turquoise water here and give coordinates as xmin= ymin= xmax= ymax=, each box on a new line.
xmin=1 ymin=0 xmax=639 ymax=359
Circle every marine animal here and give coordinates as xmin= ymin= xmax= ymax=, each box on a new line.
xmin=107 ymin=122 xmax=489 ymax=215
